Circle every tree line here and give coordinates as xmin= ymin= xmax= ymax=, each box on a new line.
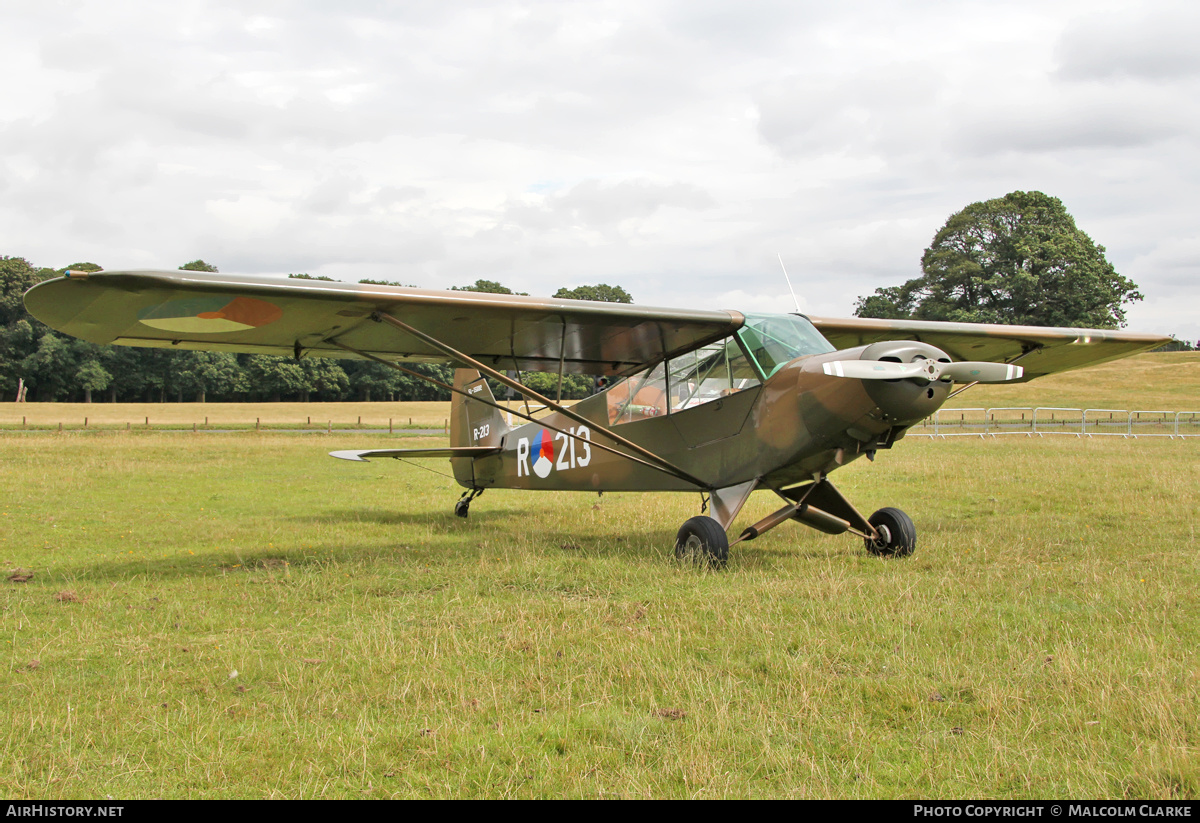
xmin=4 ymin=190 xmax=1185 ymax=404
xmin=0 ymin=258 xmax=633 ymax=403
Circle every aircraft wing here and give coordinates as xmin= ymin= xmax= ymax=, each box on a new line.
xmin=24 ymin=270 xmax=741 ymax=378
xmin=808 ymin=316 xmax=1170 ymax=381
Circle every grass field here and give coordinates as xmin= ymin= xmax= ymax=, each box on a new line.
xmin=1 ymin=426 xmax=1197 ymax=798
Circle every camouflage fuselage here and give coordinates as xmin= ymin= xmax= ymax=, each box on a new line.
xmin=454 ymin=342 xmax=953 ymax=494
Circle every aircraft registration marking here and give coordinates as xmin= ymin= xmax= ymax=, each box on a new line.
xmin=516 ymin=426 xmax=591 ymax=479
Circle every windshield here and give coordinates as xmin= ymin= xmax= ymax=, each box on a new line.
xmin=736 ymin=314 xmax=835 ymax=378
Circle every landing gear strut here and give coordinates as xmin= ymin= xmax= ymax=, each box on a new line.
xmin=864 ymin=507 xmax=916 ymax=557
xmin=455 ymin=487 xmax=484 ymax=518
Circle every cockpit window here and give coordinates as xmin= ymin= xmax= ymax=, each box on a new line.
xmin=666 ymin=338 xmax=759 ymax=412
xmin=605 ymin=363 xmax=668 ymax=425
xmin=736 ymin=314 xmax=835 ymax=379
xmin=605 ymin=336 xmax=764 ymax=425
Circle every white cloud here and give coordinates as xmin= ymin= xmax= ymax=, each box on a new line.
xmin=0 ymin=0 xmax=1196 ymax=337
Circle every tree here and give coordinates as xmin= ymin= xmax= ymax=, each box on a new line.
xmin=175 ymin=352 xmax=248 ymax=402
xmin=20 ymin=333 xmax=78 ymax=400
xmin=855 ymin=191 xmax=1143 ymax=328
xmin=244 ymin=355 xmax=308 ymax=402
xmin=359 ymin=278 xmax=414 ymax=287
xmin=553 ymin=284 xmax=633 ymax=303
xmin=289 ymin=273 xmax=336 ymax=282
xmin=179 ymin=260 xmax=219 ymax=272
xmin=61 ymin=262 xmax=103 ymax=272
xmin=75 ymin=359 xmax=112 ymax=403
xmin=451 ymin=279 xmax=528 ymax=295
xmin=1 ymin=257 xmax=55 ymax=327
xmin=299 ymin=358 xmax=349 ymax=401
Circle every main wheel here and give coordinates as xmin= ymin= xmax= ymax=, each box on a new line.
xmin=675 ymin=516 xmax=729 ymax=568
xmin=864 ymin=507 xmax=916 ymax=557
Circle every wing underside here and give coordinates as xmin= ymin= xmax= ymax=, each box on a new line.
xmin=25 ymin=270 xmax=742 ymax=378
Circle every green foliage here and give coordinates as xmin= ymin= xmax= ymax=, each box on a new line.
xmin=299 ymin=357 xmax=350 ymax=401
xmin=451 ymin=279 xmax=528 ymax=296
xmin=20 ymin=333 xmax=77 ymax=400
xmin=1 ymin=256 xmax=55 ymax=327
xmin=289 ymin=273 xmax=336 ymax=282
xmin=179 ymin=260 xmax=219 ymax=272
xmin=516 ymin=371 xmax=594 ymax=400
xmin=60 ymin=262 xmax=103 ymax=274
xmin=553 ymin=283 xmax=634 ymax=303
xmin=175 ymin=352 xmax=249 ymax=402
xmin=359 ymin=278 xmax=415 ymax=287
xmin=74 ymin=358 xmax=112 ymax=394
xmin=1153 ymin=336 xmax=1197 ymax=352
xmin=244 ymin=355 xmax=309 ymax=401
xmin=855 ymin=191 xmax=1143 ymax=328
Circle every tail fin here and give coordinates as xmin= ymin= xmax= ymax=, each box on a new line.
xmin=450 ymin=369 xmax=510 ymax=449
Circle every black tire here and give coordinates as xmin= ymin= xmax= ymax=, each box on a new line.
xmin=675 ymin=516 xmax=729 ymax=568
xmin=864 ymin=507 xmax=916 ymax=558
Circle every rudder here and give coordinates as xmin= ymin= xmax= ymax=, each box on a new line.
xmin=450 ymin=369 xmax=509 ymax=450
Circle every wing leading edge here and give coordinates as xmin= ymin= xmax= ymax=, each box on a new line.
xmin=24 ymin=270 xmax=742 ymax=378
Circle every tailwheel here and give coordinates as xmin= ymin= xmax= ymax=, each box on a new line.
xmin=675 ymin=516 xmax=729 ymax=568
xmin=454 ymin=487 xmax=484 ymax=518
xmin=864 ymin=507 xmax=916 ymax=558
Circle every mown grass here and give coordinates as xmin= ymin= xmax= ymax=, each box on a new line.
xmin=960 ymin=351 xmax=1200 ymax=410
xmin=1 ymin=430 xmax=1196 ymax=798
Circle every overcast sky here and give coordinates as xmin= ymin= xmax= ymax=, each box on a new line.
xmin=2 ymin=0 xmax=1197 ymax=341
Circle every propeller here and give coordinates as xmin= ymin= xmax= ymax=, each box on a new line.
xmin=822 ymin=358 xmax=1023 ymax=383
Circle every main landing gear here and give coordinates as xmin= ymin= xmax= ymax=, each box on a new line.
xmin=673 ymin=479 xmax=917 ymax=568
xmin=674 ymin=515 xmax=730 ymax=568
xmin=864 ymin=507 xmax=916 ymax=557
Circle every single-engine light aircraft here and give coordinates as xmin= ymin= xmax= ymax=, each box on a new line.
xmin=25 ymin=270 xmax=1169 ymax=565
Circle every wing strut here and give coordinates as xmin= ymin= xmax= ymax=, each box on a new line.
xmin=326 ymin=335 xmax=712 ymax=491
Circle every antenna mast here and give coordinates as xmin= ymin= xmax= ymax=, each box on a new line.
xmin=777 ymin=254 xmax=801 ymax=313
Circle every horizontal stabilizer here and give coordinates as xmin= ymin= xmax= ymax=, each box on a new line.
xmin=330 ymin=447 xmax=501 ymax=462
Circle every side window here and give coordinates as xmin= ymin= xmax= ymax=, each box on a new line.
xmin=605 ymin=363 xmax=667 ymax=425
xmin=602 ymin=333 xmax=770 ymax=425
xmin=667 ymin=338 xmax=759 ymax=413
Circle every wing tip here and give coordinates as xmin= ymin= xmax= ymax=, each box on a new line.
xmin=329 ymin=450 xmax=371 ymax=462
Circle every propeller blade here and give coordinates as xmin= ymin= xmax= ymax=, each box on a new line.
xmin=937 ymin=361 xmax=1024 ymax=383
xmin=822 ymin=359 xmax=1023 ymax=383
xmin=822 ymin=360 xmax=933 ymax=380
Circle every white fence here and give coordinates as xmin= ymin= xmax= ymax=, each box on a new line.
xmin=910 ymin=408 xmax=1200 ymax=438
